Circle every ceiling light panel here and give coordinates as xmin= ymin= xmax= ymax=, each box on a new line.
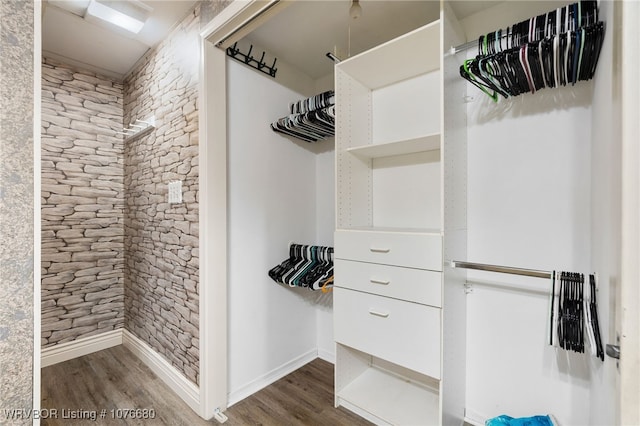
xmin=85 ymin=0 xmax=152 ymax=34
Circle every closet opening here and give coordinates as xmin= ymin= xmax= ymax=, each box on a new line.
xmin=200 ymin=0 xmax=441 ymax=420
xmin=201 ymin=1 xmax=639 ymax=425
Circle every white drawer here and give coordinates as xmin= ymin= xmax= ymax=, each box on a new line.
xmin=334 ymin=287 xmax=441 ymax=379
xmin=335 ymin=259 xmax=441 ymax=307
xmin=334 ymin=229 xmax=442 ymax=271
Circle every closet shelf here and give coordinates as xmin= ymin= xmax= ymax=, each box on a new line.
xmin=117 ymin=116 xmax=155 ymax=142
xmin=337 ymin=226 xmax=442 ymax=235
xmin=337 ymin=366 xmax=439 ymax=425
xmin=337 ymin=20 xmax=441 ymax=90
xmin=346 ymin=133 xmax=440 ymax=159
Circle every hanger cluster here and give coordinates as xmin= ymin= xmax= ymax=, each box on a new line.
xmin=268 ymin=244 xmax=334 ymax=291
xmin=270 ymin=91 xmax=335 ymax=143
xmin=550 ymin=271 xmax=603 ymax=359
xmin=460 ymin=1 xmax=605 ymax=101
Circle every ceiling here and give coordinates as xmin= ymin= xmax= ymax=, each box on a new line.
xmin=42 ymin=0 xmax=502 ymax=82
xmin=42 ymin=0 xmax=198 ymax=80
xmin=244 ymin=1 xmax=440 ymax=80
xmin=242 ymin=1 xmax=503 ymax=81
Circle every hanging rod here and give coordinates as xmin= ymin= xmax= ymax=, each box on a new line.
xmin=448 ymin=260 xmax=551 ymax=279
xmin=449 ymin=39 xmax=478 ymax=55
xmin=449 ymin=33 xmax=512 ymax=55
xmin=326 ymin=52 xmax=341 ymax=63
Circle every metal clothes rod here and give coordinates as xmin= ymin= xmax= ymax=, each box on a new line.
xmin=449 ymin=33 xmax=512 ymax=55
xmin=449 ymin=39 xmax=478 ymax=55
xmin=449 ymin=260 xmax=552 ymax=279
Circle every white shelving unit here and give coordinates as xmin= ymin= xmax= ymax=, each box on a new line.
xmin=346 ymin=133 xmax=441 ymax=159
xmin=335 ymin=19 xmax=443 ymax=233
xmin=334 ymin=7 xmax=468 ymax=423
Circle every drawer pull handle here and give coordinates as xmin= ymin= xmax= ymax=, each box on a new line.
xmin=369 ymin=309 xmax=390 ymax=318
xmin=370 ymin=279 xmax=390 ymax=285
xmin=370 ymin=247 xmax=390 ymax=253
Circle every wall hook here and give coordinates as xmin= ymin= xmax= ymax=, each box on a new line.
xmin=226 ymin=43 xmax=278 ymax=78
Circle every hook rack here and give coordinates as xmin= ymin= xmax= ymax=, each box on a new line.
xmin=116 ymin=116 xmax=155 ymax=142
xmin=226 ymin=43 xmax=278 ymax=78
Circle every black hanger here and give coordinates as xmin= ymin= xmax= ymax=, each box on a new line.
xmin=268 ymin=244 xmax=334 ymax=291
xmin=557 ymin=271 xmax=566 ymax=349
xmin=550 ymin=271 xmax=556 ymax=346
xmin=589 ymin=274 xmax=604 ymax=360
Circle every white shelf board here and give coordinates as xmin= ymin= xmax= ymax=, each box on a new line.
xmin=337 ymin=366 xmax=439 ymax=425
xmin=337 ymin=20 xmax=441 ymax=90
xmin=347 ymin=133 xmax=441 ymax=159
xmin=337 ymin=226 xmax=442 ymax=235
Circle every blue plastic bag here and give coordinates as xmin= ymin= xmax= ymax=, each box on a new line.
xmin=486 ymin=414 xmax=555 ymax=426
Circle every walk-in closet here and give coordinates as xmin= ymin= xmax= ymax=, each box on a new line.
xmin=222 ymin=0 xmax=436 ymax=407
xmin=202 ymin=0 xmax=637 ymax=425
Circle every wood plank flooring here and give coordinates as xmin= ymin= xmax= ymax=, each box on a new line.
xmin=41 ymin=345 xmax=371 ymax=425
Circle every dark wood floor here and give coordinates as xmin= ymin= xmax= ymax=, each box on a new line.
xmin=41 ymin=345 xmax=371 ymax=425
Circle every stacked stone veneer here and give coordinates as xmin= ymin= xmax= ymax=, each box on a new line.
xmin=123 ymin=6 xmax=201 ymax=384
xmin=1 ymin=0 xmax=35 ymax=418
xmin=41 ymin=58 xmax=125 ymax=347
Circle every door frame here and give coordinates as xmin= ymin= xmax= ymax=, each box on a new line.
xmin=619 ymin=0 xmax=640 ymax=423
xmin=33 ymin=1 xmax=43 ymax=424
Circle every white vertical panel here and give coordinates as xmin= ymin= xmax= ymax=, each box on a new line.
xmin=619 ymin=1 xmax=640 ymax=423
xmin=440 ymin=3 xmax=467 ymax=424
xmin=441 ymin=2 xmax=468 ymax=424
xmin=315 ymin=148 xmax=336 ymax=362
xmin=227 ymin=59 xmax=318 ymax=397
xmin=587 ymin=1 xmax=620 ymax=424
xmin=335 ymin=67 xmax=373 ymax=229
xmin=33 ymin=0 xmax=43 ymax=418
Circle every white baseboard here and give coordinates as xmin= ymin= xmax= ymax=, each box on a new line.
xmin=317 ymin=347 xmax=335 ymax=364
xmin=227 ymin=348 xmax=318 ymax=407
xmin=464 ymin=407 xmax=488 ymax=426
xmin=122 ymin=329 xmax=200 ymax=413
xmin=41 ymin=329 xmax=122 ymax=367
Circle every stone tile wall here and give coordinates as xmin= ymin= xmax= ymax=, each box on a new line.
xmin=123 ymin=5 xmax=202 ymax=384
xmin=41 ymin=59 xmax=124 ymax=347
xmin=0 ymin=0 xmax=35 ymax=420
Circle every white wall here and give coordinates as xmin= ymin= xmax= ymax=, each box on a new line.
xmin=460 ymin=2 xmax=619 ymax=424
xmin=227 ymin=59 xmax=319 ymax=402
xmin=460 ymin=1 xmax=569 ymax=42
xmin=465 ymin=86 xmax=593 ymax=424
xmin=227 ymin=59 xmax=337 ymax=402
